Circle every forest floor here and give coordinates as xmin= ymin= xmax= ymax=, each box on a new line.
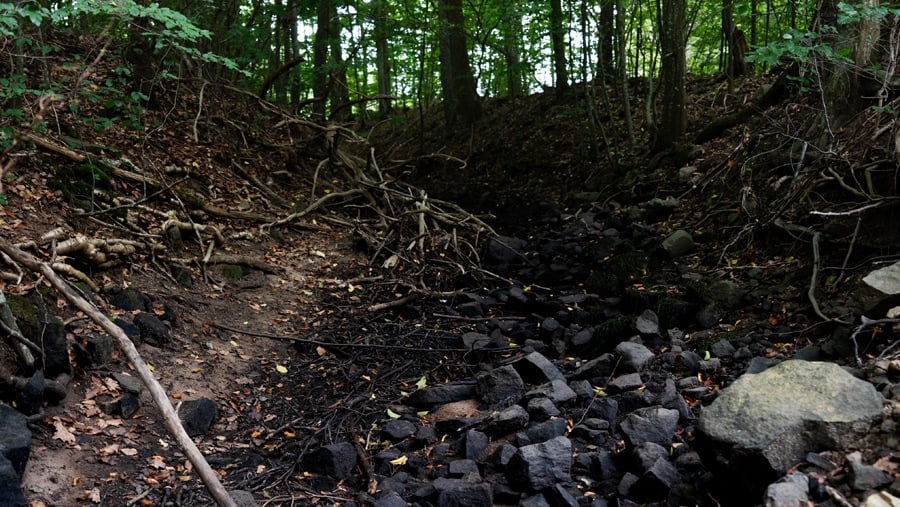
xmin=1 ymin=54 xmax=898 ymax=506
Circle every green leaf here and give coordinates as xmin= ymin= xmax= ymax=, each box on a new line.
xmin=415 ymin=376 xmax=427 ymax=389
xmin=386 ymin=408 xmax=401 ymax=419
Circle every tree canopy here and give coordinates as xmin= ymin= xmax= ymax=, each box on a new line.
xmin=1 ymin=0 xmax=897 ymax=143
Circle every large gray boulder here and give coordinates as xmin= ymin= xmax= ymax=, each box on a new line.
xmin=697 ymin=360 xmax=884 ymax=502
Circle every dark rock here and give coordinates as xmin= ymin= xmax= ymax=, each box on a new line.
xmin=169 ymin=263 xmax=194 ymax=287
xmin=632 ymin=442 xmax=669 ymax=473
xmin=541 ymin=317 xmax=562 ymax=337
xmin=447 ymin=459 xmax=479 ymax=478
xmin=634 ymin=310 xmax=660 ymax=335
xmin=615 ymin=341 xmax=655 ymax=371
xmin=524 ymin=379 xmax=576 ymax=405
xmin=303 ymin=442 xmax=358 ymax=479
xmin=655 ymin=378 xmax=695 ymax=420
xmin=119 ymin=394 xmax=141 ymax=418
xmin=662 ymin=230 xmax=695 ymax=257
xmin=517 ymin=417 xmax=568 ymax=446
xmin=710 ymin=339 xmax=736 ymax=358
xmin=848 ymin=451 xmax=892 ymax=491
xmin=457 ymin=302 xmax=485 ymax=318
xmin=433 ymin=477 xmax=492 ymax=507
xmin=641 ymin=457 xmax=679 ymax=497
xmin=461 ymin=332 xmax=492 ymax=350
xmin=513 ymin=352 xmax=565 ymax=383
xmin=112 ymin=372 xmax=143 ymax=394
xmin=476 ymin=365 xmax=526 ymax=405
xmin=704 ymin=280 xmax=745 ymax=309
xmin=492 ymin=443 xmax=518 ymax=467
xmin=0 ymin=404 xmax=30 ymax=477
xmin=0 ymin=455 xmax=26 ymax=507
xmin=507 ymin=436 xmax=572 ymax=491
xmin=587 ymin=397 xmax=618 ymax=427
xmin=569 ymin=328 xmax=595 ymax=355
xmin=617 ymin=471 xmax=640 ymax=496
xmin=405 ymin=382 xmax=477 ymax=407
xmin=695 ymin=303 xmax=722 ymax=328
xmin=102 ymin=393 xmax=141 ymax=418
xmin=460 ymin=430 xmax=489 ymax=460
xmin=519 ymin=494 xmax=552 ymax=507
xmin=620 ymin=406 xmax=679 ymax=447
xmin=113 ymin=318 xmax=140 ymax=345
xmin=83 ymin=334 xmax=115 ymax=366
xmin=525 ymin=397 xmax=560 ymax=421
xmin=486 ymin=236 xmax=527 ymax=265
xmin=569 ymin=380 xmax=594 ymax=404
xmin=569 ymin=353 xmax=616 ymax=381
xmin=15 ymin=370 xmax=43 ymax=416
xmin=763 ymin=472 xmax=809 ymax=507
xmin=745 ymin=356 xmax=778 ymax=374
xmin=414 ymin=425 xmax=438 ymax=448
xmin=544 ymin=484 xmax=579 ymax=507
xmin=41 ymin=319 xmax=72 ymax=379
xmin=382 ymin=419 xmax=417 ymax=442
xmin=133 ymin=312 xmax=170 ymax=347
xmin=374 ymin=490 xmax=406 ymax=507
xmin=485 ymin=405 xmax=529 ymax=436
xmin=179 ymin=398 xmax=218 ymax=436
xmin=608 ymin=372 xmax=643 ymax=393
xmin=110 ymin=287 xmax=150 ymax=311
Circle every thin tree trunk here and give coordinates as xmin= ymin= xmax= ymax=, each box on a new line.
xmin=550 ymin=0 xmax=570 ymax=96
xmin=374 ymin=0 xmax=392 ymax=115
xmin=329 ymin=1 xmax=349 ymax=120
xmin=616 ymin=0 xmax=635 ymax=146
xmin=656 ymin=0 xmax=687 ymax=150
xmin=312 ymin=0 xmax=331 ymax=119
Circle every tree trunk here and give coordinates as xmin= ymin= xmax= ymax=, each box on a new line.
xmin=501 ymin=5 xmax=524 ymax=99
xmin=312 ymin=0 xmax=331 ymax=119
xmin=656 ymin=0 xmax=687 ymax=150
xmin=437 ymin=0 xmax=481 ymax=131
xmin=616 ymin=0 xmax=635 ymax=146
xmin=329 ymin=2 xmax=349 ymax=120
xmin=549 ymin=0 xmax=569 ymax=96
xmin=722 ymin=0 xmax=748 ymax=82
xmin=373 ymin=0 xmax=392 ymax=115
xmin=599 ymin=0 xmax=615 ymax=79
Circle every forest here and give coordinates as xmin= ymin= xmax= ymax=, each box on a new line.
xmin=0 ymin=0 xmax=899 ymax=506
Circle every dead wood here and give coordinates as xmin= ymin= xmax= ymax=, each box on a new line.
xmin=168 ymin=253 xmax=282 ymax=274
xmin=693 ymin=65 xmax=793 ymax=144
xmin=257 ymin=56 xmax=305 ymax=99
xmin=0 ymin=239 xmax=239 ymax=507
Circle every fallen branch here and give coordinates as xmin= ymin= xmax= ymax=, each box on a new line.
xmin=0 ymin=239 xmax=238 ymax=507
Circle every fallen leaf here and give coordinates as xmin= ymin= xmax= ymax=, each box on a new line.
xmin=52 ymin=419 xmax=77 ymax=446
xmin=275 ymin=364 xmax=288 ymax=374
xmin=120 ymin=448 xmax=138 ymax=456
xmin=389 ymin=455 xmax=408 ymax=466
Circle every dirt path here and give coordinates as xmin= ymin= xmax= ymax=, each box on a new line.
xmin=20 ymin=228 xmax=364 ymax=506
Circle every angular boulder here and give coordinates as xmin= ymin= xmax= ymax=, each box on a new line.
xmin=697 ymin=360 xmax=884 ymax=503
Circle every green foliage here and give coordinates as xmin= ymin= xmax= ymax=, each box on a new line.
xmin=747 ymin=1 xmax=897 ymax=72
xmin=0 ymin=0 xmax=245 ymax=139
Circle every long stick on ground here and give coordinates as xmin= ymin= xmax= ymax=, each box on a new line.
xmin=0 ymin=239 xmax=238 ymax=507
